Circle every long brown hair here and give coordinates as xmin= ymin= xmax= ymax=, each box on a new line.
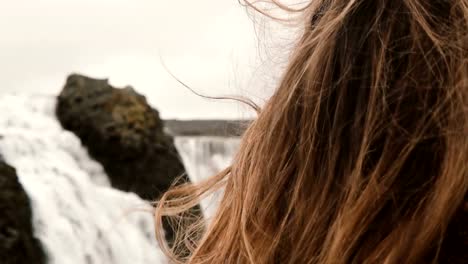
xmin=155 ymin=0 xmax=468 ymax=263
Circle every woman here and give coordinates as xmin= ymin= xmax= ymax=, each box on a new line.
xmin=155 ymin=0 xmax=467 ymax=263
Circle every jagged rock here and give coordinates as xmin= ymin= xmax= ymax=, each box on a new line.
xmin=55 ymin=74 xmax=201 ymax=245
xmin=0 ymin=158 xmax=46 ymax=264
xmin=56 ymin=74 xmax=188 ymax=200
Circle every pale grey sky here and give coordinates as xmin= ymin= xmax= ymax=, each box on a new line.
xmin=0 ymin=0 xmax=295 ymax=119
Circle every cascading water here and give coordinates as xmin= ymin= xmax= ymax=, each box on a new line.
xmin=0 ymin=93 xmax=241 ymax=263
xmin=174 ymin=136 xmax=240 ymax=218
xmin=0 ymin=94 xmax=165 ymax=264
xmin=174 ymin=137 xmax=240 ymax=183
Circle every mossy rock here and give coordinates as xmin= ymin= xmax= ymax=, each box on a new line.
xmin=56 ymin=74 xmax=201 ymax=244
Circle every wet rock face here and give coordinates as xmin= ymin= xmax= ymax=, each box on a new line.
xmin=0 ymin=158 xmax=46 ymax=264
xmin=56 ymin=74 xmax=188 ymax=201
xmin=56 ymin=74 xmax=201 ymax=245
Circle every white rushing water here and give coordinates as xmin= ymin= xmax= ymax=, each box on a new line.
xmin=0 ymin=94 xmax=166 ymax=264
xmin=174 ymin=137 xmax=240 ymax=218
xmin=175 ymin=137 xmax=240 ymax=183
xmin=0 ymin=93 xmax=241 ymax=263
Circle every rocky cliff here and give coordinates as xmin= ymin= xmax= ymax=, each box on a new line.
xmin=55 ymin=74 xmax=202 ymax=246
xmin=0 ymin=157 xmax=46 ymax=264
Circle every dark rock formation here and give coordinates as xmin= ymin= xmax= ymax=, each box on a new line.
xmin=56 ymin=74 xmax=188 ymax=200
xmin=55 ymin=74 xmax=201 ymax=244
xmin=0 ymin=158 xmax=46 ymax=264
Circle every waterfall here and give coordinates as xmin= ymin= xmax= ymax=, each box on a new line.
xmin=174 ymin=136 xmax=240 ymax=219
xmin=174 ymin=136 xmax=240 ymax=182
xmin=0 ymin=94 xmax=166 ymax=264
xmin=0 ymin=93 xmax=242 ymax=263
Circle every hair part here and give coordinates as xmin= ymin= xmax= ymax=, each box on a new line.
xmin=155 ymin=0 xmax=468 ymax=263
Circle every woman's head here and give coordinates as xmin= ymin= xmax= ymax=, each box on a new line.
xmin=156 ymin=0 xmax=467 ymax=263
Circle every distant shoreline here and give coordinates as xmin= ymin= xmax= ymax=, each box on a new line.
xmin=165 ymin=119 xmax=251 ymax=137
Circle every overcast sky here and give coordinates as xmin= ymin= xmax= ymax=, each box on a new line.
xmin=0 ymin=0 xmax=295 ymax=119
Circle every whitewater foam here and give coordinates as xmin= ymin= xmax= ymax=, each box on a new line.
xmin=174 ymin=136 xmax=240 ymax=219
xmin=0 ymin=94 xmax=166 ymax=264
